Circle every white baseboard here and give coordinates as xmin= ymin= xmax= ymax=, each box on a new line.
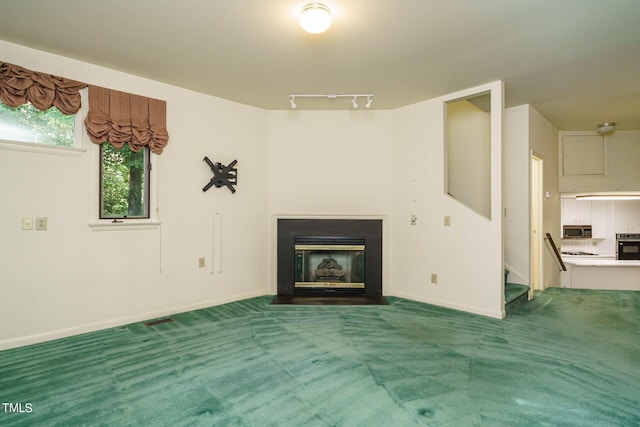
xmin=2 ymin=289 xmax=507 ymax=351
xmin=0 ymin=290 xmax=269 ymax=351
xmin=390 ymin=292 xmax=505 ymax=320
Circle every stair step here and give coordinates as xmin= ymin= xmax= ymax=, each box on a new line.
xmin=505 ymin=283 xmax=529 ymax=304
xmin=505 ymin=283 xmax=530 ymax=315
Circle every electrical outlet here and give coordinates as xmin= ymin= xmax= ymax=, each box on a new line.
xmin=444 ymin=216 xmax=451 ymax=227
xmin=431 ymin=273 xmax=438 ymax=284
xmin=410 ymin=215 xmax=417 ymax=226
xmin=35 ymin=217 xmax=47 ymax=231
xmin=198 ymin=257 xmax=206 ymax=268
xmin=22 ymin=217 xmax=33 ymax=230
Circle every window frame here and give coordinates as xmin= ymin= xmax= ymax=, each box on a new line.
xmin=80 ymin=87 xmax=160 ymax=230
xmin=99 ymin=143 xmax=152 ymax=220
xmin=0 ymin=89 xmax=86 ymax=156
xmin=0 ymin=86 xmax=160 ymax=230
xmin=88 ymin=134 xmax=160 ymax=230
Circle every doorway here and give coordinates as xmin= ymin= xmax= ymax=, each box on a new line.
xmin=531 ymin=154 xmax=544 ymax=293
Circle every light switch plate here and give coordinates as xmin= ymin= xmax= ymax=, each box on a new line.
xmin=444 ymin=216 xmax=451 ymax=226
xmin=22 ymin=217 xmax=33 ymax=230
xmin=35 ymin=217 xmax=47 ymax=231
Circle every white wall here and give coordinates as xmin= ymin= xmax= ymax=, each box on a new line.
xmin=559 ymin=131 xmax=640 ymax=192
xmin=529 ymin=106 xmax=561 ymax=288
xmin=265 ymin=110 xmax=393 ymax=293
xmin=504 ymin=105 xmax=531 ymax=285
xmin=0 ymin=41 xmax=269 ymax=350
xmin=446 ymin=99 xmax=491 ymax=218
xmin=503 ymin=105 xmax=561 ymax=289
xmin=266 ymin=110 xmax=393 ymax=214
xmin=1 ymin=41 xmax=519 ymax=349
xmin=390 ymin=82 xmax=504 ymax=319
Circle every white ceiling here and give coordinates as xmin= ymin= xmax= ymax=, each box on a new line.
xmin=1 ymin=0 xmax=639 ymax=130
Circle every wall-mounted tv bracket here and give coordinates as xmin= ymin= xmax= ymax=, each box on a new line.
xmin=203 ymin=157 xmax=238 ymax=193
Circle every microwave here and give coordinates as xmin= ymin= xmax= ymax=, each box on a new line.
xmin=563 ymin=225 xmax=592 ymax=239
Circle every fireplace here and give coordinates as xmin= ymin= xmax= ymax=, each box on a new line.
xmin=274 ymin=218 xmax=385 ymax=304
xmin=295 ymin=237 xmax=365 ymax=292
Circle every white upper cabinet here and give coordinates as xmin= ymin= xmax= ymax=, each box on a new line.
xmin=615 ymin=200 xmax=640 ymax=233
xmin=590 ymin=200 xmax=607 ymax=239
xmin=562 ymin=199 xmax=592 ymax=225
xmin=562 ymin=198 xmax=607 ymax=238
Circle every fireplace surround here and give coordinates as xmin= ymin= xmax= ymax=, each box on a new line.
xmin=274 ymin=218 xmax=386 ymax=304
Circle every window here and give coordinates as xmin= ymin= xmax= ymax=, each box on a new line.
xmin=0 ymin=101 xmax=79 ymax=147
xmin=1 ymin=62 xmax=164 ymax=228
xmin=100 ymin=143 xmax=150 ymax=219
xmin=0 ymin=60 xmax=86 ymax=151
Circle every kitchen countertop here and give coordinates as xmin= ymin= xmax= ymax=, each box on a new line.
xmin=560 ymin=253 xmax=640 ymax=291
xmin=563 ymin=258 xmax=640 ymax=267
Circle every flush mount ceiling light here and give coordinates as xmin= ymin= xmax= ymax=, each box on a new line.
xmin=597 ymin=122 xmax=616 ymax=134
xmin=299 ymin=3 xmax=332 ymax=34
xmin=288 ymin=93 xmax=374 ymax=109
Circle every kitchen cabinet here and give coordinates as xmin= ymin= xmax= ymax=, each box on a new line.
xmin=614 ymin=200 xmax=640 ymax=233
xmin=590 ymin=200 xmax=607 ymax=238
xmin=561 ymin=259 xmax=640 ymax=291
xmin=561 ymin=198 xmax=607 ymax=238
xmin=562 ymin=199 xmax=592 ymax=225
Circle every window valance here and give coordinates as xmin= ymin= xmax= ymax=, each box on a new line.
xmin=1 ymin=61 xmax=169 ymax=154
xmin=0 ymin=61 xmax=86 ymax=114
xmin=84 ymin=85 xmax=169 ymax=154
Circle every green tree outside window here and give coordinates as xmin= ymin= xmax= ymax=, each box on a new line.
xmin=0 ymin=102 xmax=74 ymax=146
xmin=101 ymin=143 xmax=149 ymax=218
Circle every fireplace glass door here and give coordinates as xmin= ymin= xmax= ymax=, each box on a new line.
xmin=294 ymin=238 xmax=365 ymax=292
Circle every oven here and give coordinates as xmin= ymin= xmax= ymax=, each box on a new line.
xmin=616 ymin=233 xmax=640 ymax=260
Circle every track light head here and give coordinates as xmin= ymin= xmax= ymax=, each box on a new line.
xmin=352 ymin=97 xmax=358 ymax=109
xmin=290 ymin=96 xmax=297 ymax=109
xmin=365 ymin=96 xmax=373 ymax=109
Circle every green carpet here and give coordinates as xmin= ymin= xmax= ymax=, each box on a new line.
xmin=505 ymin=283 xmax=530 ymax=315
xmin=504 ymin=283 xmax=530 ymax=305
xmin=1 ymin=289 xmax=639 ymax=426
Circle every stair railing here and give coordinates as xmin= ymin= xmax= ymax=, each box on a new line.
xmin=545 ymin=233 xmax=566 ymax=272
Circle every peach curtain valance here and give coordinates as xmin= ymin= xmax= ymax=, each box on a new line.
xmin=0 ymin=61 xmax=87 ymax=114
xmin=0 ymin=61 xmax=169 ymax=154
xmin=84 ymin=85 xmax=169 ymax=154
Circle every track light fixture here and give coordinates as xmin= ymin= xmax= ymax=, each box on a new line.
xmin=365 ymin=96 xmax=373 ymax=109
xmin=288 ymin=93 xmax=374 ymax=109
